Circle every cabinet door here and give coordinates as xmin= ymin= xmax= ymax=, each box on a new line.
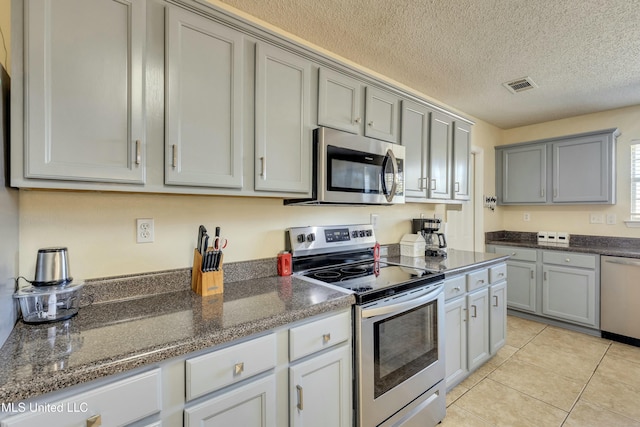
xmin=184 ymin=375 xmax=276 ymax=427
xmin=165 ymin=8 xmax=243 ymax=188
xmin=467 ymin=288 xmax=490 ymax=371
xmin=364 ymin=87 xmax=400 ymax=143
xmin=401 ymin=100 xmax=430 ymax=199
xmin=542 ymin=265 xmax=597 ymax=327
xmin=552 ymin=134 xmax=612 ymax=203
xmin=452 ymin=121 xmax=471 ymax=200
xmin=489 ymin=281 xmax=507 ymax=354
xmin=317 ymin=68 xmax=362 ymax=134
xmin=255 ymin=43 xmax=312 ymax=194
xmin=428 ymin=112 xmax=453 ymax=199
xmin=289 ymin=345 xmax=351 ymax=427
xmin=25 ymin=0 xmax=145 ymax=183
xmin=444 ymin=297 xmax=468 ymax=389
xmin=500 ymin=144 xmax=547 ymax=203
xmin=505 ymin=260 xmax=537 ymax=313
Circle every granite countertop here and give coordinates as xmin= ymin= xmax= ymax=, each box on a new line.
xmin=0 ymin=270 xmax=354 ymax=403
xmin=385 ymin=249 xmax=509 ymax=276
xmin=485 ymin=230 xmax=640 ymax=258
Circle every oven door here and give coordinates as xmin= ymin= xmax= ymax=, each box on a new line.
xmin=316 ymin=127 xmax=405 ymax=204
xmin=355 ymin=283 xmax=445 ymax=427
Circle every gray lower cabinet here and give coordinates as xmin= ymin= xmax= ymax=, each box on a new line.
xmin=23 ymin=0 xmax=146 ymax=184
xmin=165 ymin=6 xmax=244 ymax=188
xmin=0 ymin=369 xmax=162 ymax=427
xmin=489 ymin=245 xmax=600 ymax=330
xmin=496 ymin=128 xmax=618 ymax=205
xmin=255 ymin=43 xmax=312 ymax=194
xmin=444 ymin=263 xmax=506 ymax=390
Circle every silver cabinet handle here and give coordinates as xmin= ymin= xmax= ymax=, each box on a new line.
xmin=471 ymin=305 xmax=477 ymax=318
xmin=544 ymin=272 xmax=547 ymax=281
xmin=605 ymin=258 xmax=640 ymax=267
xmin=493 ymin=295 xmax=499 ymax=307
xmin=368 ymin=121 xmax=374 ymax=127
xmin=322 ymin=333 xmax=331 ymax=344
xmin=418 ymin=177 xmax=428 ymax=190
xmin=455 ymin=181 xmax=460 ymax=193
xmin=430 ymin=179 xmax=437 ymax=190
xmin=234 ymin=362 xmax=244 ymax=375
xmin=541 ymin=188 xmax=545 ymax=197
xmin=172 ymin=144 xmax=178 ymax=168
xmin=354 ymin=117 xmax=361 ymax=124
xmin=260 ymin=156 xmax=266 ymax=178
xmin=86 ymin=415 xmax=102 ymax=427
xmin=135 ymin=140 xmax=142 ymax=166
xmin=530 ymin=270 xmax=534 ymax=279
xmin=296 ymin=385 xmax=304 ymax=410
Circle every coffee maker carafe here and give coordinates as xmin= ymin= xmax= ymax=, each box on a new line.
xmin=411 ymin=218 xmax=448 ymax=257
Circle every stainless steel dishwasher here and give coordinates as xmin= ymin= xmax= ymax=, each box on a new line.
xmin=601 ymin=256 xmax=640 ymax=345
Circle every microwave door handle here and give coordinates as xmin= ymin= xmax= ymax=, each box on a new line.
xmin=382 ymin=149 xmax=399 ymax=203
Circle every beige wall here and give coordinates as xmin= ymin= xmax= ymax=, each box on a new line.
xmin=499 ymin=105 xmax=640 ymax=238
xmin=0 ymin=0 xmax=9 ymax=72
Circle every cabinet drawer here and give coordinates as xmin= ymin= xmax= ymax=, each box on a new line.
xmin=444 ymin=275 xmax=466 ymax=301
xmin=489 ymin=264 xmax=507 ymax=284
xmin=467 ymin=269 xmax=489 ymax=292
xmin=1 ymin=369 xmax=161 ymax=427
xmin=494 ymin=246 xmax=538 ymax=262
xmin=289 ymin=311 xmax=351 ymax=362
xmin=543 ymin=251 xmax=596 ymax=269
xmin=186 ymin=333 xmax=276 ymax=401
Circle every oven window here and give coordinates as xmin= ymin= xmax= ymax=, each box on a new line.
xmin=373 ymin=300 xmax=438 ymax=398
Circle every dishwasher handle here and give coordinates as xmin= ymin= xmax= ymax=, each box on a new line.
xmin=604 ymin=258 xmax=640 ymax=267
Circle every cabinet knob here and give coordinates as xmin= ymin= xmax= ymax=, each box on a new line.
xmin=368 ymin=121 xmax=374 ymax=127
xmin=234 ymin=362 xmax=244 ymax=375
xmin=565 ymin=258 xmax=571 ymax=262
xmin=453 ymin=286 xmax=461 ymax=292
xmin=354 ymin=117 xmax=361 ymax=124
xmin=86 ymin=415 xmax=102 ymax=427
xmin=322 ymin=333 xmax=331 ymax=343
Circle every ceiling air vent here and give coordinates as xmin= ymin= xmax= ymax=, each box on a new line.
xmin=502 ymin=77 xmax=537 ymax=94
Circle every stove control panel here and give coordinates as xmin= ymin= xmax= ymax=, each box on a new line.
xmin=286 ymin=224 xmax=376 ymax=256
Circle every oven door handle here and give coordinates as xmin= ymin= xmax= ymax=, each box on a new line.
xmin=360 ymin=284 xmax=443 ymax=318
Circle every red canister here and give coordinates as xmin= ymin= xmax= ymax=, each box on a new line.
xmin=277 ymin=252 xmax=292 ymax=276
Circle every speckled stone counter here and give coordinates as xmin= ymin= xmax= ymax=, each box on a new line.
xmin=0 ymin=265 xmax=355 ymax=403
xmin=385 ymin=249 xmax=509 ymax=277
xmin=485 ymin=230 xmax=640 ymax=258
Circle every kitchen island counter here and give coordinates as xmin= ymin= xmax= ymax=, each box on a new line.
xmin=0 ymin=270 xmax=354 ymax=404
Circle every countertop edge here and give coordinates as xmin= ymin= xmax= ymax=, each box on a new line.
xmin=485 ymin=239 xmax=640 ymax=259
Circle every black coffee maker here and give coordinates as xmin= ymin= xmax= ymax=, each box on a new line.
xmin=411 ymin=218 xmax=447 ymax=257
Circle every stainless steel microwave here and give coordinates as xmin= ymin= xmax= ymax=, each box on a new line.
xmin=285 ymin=127 xmax=405 ymax=205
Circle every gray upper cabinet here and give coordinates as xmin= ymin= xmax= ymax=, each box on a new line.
xmin=24 ymin=0 xmax=146 ymax=183
xmin=317 ymin=68 xmax=362 ymax=134
xmin=499 ymin=144 xmax=547 ymax=204
xmin=317 ymin=68 xmax=400 ymax=143
xmin=401 ymin=100 xmax=430 ymax=199
xmin=496 ymin=128 xmax=617 ymax=205
xmin=428 ymin=112 xmax=453 ymax=200
xmin=165 ymin=7 xmax=243 ymax=188
xmin=552 ymin=133 xmax=614 ymax=203
xmin=364 ymin=87 xmax=400 ymax=143
xmin=255 ymin=43 xmax=312 ymax=194
xmin=452 ymin=121 xmax=471 ymax=201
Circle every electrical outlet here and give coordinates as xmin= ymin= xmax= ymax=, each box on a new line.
xmin=136 ymin=218 xmax=154 ymax=243
xmin=606 ymin=214 xmax=617 ymax=225
xmin=589 ymin=213 xmax=604 ymax=224
xmin=370 ymin=213 xmax=379 ymax=229
xmin=523 ymin=213 xmax=530 ymax=222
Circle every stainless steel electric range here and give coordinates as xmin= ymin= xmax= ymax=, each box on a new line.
xmin=286 ymin=224 xmax=447 ymax=427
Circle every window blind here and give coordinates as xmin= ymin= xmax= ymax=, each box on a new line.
xmin=631 ymin=141 xmax=640 ymax=218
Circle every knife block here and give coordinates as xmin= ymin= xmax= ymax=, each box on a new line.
xmin=191 ymin=248 xmax=224 ymax=296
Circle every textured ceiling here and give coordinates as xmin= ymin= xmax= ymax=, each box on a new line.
xmin=214 ymin=0 xmax=640 ymax=129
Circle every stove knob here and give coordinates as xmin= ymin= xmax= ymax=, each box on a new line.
xmin=351 ymin=230 xmax=359 ymax=238
xmin=366 ymin=230 xmax=373 ymax=237
xmin=359 ymin=230 xmax=366 ymax=237
xmin=307 ymin=233 xmax=316 ymax=242
xmin=297 ymin=233 xmax=306 ymax=243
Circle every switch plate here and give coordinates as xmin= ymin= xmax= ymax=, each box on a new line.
xmin=136 ymin=218 xmax=154 ymax=243
xmin=606 ymin=214 xmax=617 ymax=225
xmin=370 ymin=213 xmax=379 ymax=229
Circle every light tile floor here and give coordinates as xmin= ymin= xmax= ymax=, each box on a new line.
xmin=443 ymin=315 xmax=640 ymax=427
